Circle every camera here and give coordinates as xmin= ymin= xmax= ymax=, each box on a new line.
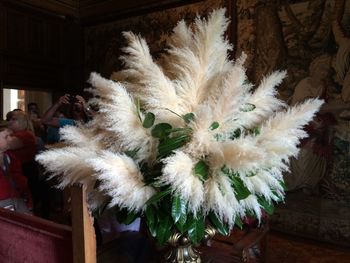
xmin=69 ymin=95 xmax=77 ymax=104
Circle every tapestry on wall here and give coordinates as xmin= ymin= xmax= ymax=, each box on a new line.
xmin=237 ymin=0 xmax=350 ymax=199
xmin=235 ymin=0 xmax=350 ymax=245
xmin=85 ymin=0 xmax=235 ymax=80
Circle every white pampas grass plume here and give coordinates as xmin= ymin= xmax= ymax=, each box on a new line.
xmin=120 ymin=32 xmax=183 ymax=119
xmin=240 ymin=71 xmax=287 ymax=128
xmin=185 ymin=105 xmax=219 ymax=158
xmin=205 ymin=174 xmax=240 ymax=227
xmin=240 ymin=195 xmax=262 ymax=221
xmin=89 ymin=73 xmax=157 ymax=162
xmin=159 ymin=151 xmax=204 ymax=215
xmin=211 ymin=137 xmax=265 ymax=172
xmin=88 ymin=189 xmax=110 ymax=211
xmin=168 ymin=20 xmax=193 ymax=50
xmin=36 ymin=147 xmax=96 ymax=189
xmin=89 ymin=151 xmax=155 ymax=212
xmin=59 ymin=125 xmax=103 ymax=151
xmin=88 ymin=72 xmax=119 ymax=100
xmin=257 ymin=98 xmax=323 ymax=169
xmin=209 ymin=63 xmax=249 ymax=133
xmin=255 ymin=170 xmax=285 ymax=200
xmin=167 ymin=9 xmax=232 ymax=113
xmin=245 ymin=175 xmax=274 ymax=201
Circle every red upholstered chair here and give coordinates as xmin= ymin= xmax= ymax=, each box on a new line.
xmin=0 ymin=185 xmax=96 ymax=263
xmin=0 ymin=207 xmax=73 ymax=262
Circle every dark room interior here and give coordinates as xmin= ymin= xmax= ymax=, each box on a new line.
xmin=0 ymin=0 xmax=349 ymax=262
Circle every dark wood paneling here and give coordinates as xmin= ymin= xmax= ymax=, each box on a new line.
xmin=2 ymin=55 xmax=62 ymax=86
xmin=79 ymin=0 xmax=202 ymax=25
xmin=6 ymin=9 xmax=27 ymax=52
xmin=8 ymin=0 xmax=78 ymax=17
xmin=0 ymin=1 xmax=82 ymax=92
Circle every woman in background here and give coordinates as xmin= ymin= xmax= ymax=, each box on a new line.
xmin=5 ymin=111 xmax=41 ymax=213
xmin=0 ymin=122 xmax=32 ymax=213
xmin=6 ymin=110 xmax=37 ymax=166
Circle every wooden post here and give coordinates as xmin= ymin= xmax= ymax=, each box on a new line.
xmin=70 ymin=184 xmax=96 ymax=263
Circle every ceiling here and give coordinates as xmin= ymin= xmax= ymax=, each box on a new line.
xmin=10 ymin=0 xmax=198 ymax=25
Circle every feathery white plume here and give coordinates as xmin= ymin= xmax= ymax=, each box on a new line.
xmin=212 ymin=138 xmax=265 ymax=172
xmin=240 ymin=195 xmax=262 ymax=221
xmin=160 ymin=151 xmax=204 ymax=215
xmin=205 ymin=174 xmax=240 ymax=227
xmin=89 ymin=73 xmax=157 ymax=162
xmin=89 ymin=151 xmax=155 ymax=212
xmin=120 ymin=32 xmax=184 ymax=124
xmin=35 ymin=147 xmax=96 ymax=190
xmin=258 ymin=98 xmax=323 ymax=169
xmin=240 ymin=71 xmax=287 ymax=128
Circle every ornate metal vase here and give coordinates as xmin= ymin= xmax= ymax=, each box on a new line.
xmin=164 ymin=225 xmax=217 ymax=263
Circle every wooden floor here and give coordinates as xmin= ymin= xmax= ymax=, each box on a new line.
xmin=266 ymin=232 xmax=350 ymax=263
xmin=97 ymin=231 xmax=350 ymax=263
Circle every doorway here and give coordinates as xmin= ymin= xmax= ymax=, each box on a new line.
xmin=2 ymin=87 xmax=52 ymax=119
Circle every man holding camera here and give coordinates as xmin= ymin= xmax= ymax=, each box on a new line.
xmin=41 ymin=94 xmax=90 ymax=143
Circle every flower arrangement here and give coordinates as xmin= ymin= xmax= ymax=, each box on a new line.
xmin=37 ymin=9 xmax=322 ymax=245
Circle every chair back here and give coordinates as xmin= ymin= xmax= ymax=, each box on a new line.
xmin=0 ymin=184 xmax=96 ymax=263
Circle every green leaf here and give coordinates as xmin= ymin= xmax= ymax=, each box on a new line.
xmin=143 ymin=112 xmax=155 ymax=128
xmin=208 ymin=212 xmax=230 ymax=236
xmin=250 ymin=127 xmax=260 ymax=136
xmin=171 ymin=196 xmax=187 ymax=225
xmin=151 ymin=123 xmax=172 ymax=138
xmin=115 ymin=208 xmax=138 ymax=225
xmin=165 ymin=108 xmax=183 ymax=119
xmin=229 ymin=176 xmax=251 ymax=200
xmin=158 ymin=134 xmax=189 ymax=157
xmin=245 ymin=210 xmax=257 ymax=219
xmin=183 ymin=113 xmax=195 ymax=123
xmin=187 ymin=214 xmax=205 ymax=244
xmin=246 ymin=171 xmax=256 ymax=177
xmin=214 ymin=133 xmax=224 ymax=142
xmin=145 ymin=188 xmax=172 ymax=205
xmin=124 ymin=148 xmax=140 ymax=158
xmin=145 ymin=205 xmax=157 ymax=237
xmin=125 ymin=211 xmax=139 ymax=225
xmin=210 ymin=121 xmax=219 ymax=130
xmin=230 ymin=128 xmax=241 ymax=140
xmin=156 ymin=213 xmax=173 ymax=245
xmin=193 ymin=160 xmax=209 ymax=182
xmin=279 ymin=180 xmax=287 ymax=191
xmin=92 ymin=200 xmax=109 ymax=218
xmin=220 ymin=165 xmax=231 ymax=175
xmin=271 ymin=190 xmax=284 ymax=202
xmin=176 ymin=220 xmax=186 ymax=234
xmin=240 ymin=103 xmax=256 ymax=112
xmin=258 ymin=196 xmax=275 ymax=215
xmin=234 ymin=216 xmax=243 ymax=229
xmin=243 ymin=79 xmax=251 ymax=85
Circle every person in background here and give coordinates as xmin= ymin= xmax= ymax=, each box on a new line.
xmin=5 ymin=111 xmax=41 ymax=211
xmin=0 ymin=122 xmax=32 ymax=213
xmin=6 ymin=110 xmax=37 ymax=166
xmin=27 ymin=102 xmax=46 ymax=144
xmin=41 ymin=94 xmax=90 ymax=143
xmin=27 ymin=102 xmax=39 ymax=115
xmin=5 ymin=109 xmax=23 ymax=122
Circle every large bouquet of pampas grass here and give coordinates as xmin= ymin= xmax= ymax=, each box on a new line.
xmin=37 ymin=9 xmax=322 ymax=244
